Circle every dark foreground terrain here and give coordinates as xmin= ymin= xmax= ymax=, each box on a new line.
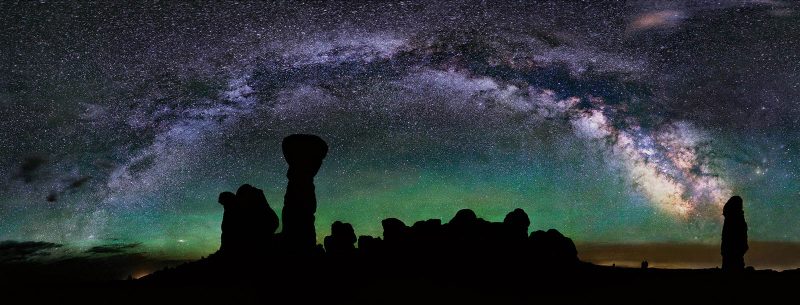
xmin=3 ymin=264 xmax=799 ymax=305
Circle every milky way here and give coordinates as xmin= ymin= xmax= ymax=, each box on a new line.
xmin=1 ymin=1 xmax=799 ymax=264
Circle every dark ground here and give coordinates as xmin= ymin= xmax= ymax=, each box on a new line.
xmin=3 ymin=263 xmax=798 ymax=305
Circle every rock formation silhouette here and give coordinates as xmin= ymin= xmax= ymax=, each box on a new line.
xmin=205 ymin=134 xmax=579 ymax=271
xmin=381 ymin=218 xmax=408 ymax=244
xmin=529 ymin=229 xmax=579 ymax=267
xmin=503 ymin=208 xmax=531 ymax=240
xmin=721 ymin=195 xmax=748 ymax=271
xmin=501 ymin=208 xmax=531 ymax=256
xmin=377 ymin=217 xmax=407 ymax=256
xmin=152 ymin=134 xmax=585 ymax=298
xmin=356 ymin=235 xmax=381 ymax=256
xmin=217 ymin=184 xmax=279 ymax=257
xmin=280 ymin=134 xmax=328 ymax=255
xmin=324 ymin=221 xmax=357 ymax=256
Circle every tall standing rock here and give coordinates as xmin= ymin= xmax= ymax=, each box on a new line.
xmin=721 ymin=195 xmax=748 ymax=271
xmin=280 ymin=134 xmax=328 ymax=255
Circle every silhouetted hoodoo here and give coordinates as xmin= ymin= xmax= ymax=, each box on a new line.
xmin=504 ymin=208 xmax=531 ymax=240
xmin=529 ymin=229 xmax=579 ymax=266
xmin=721 ymin=195 xmax=748 ymax=271
xmin=280 ymin=134 xmax=328 ymax=255
xmin=324 ymin=221 xmax=357 ymax=256
xmin=217 ymin=184 xmax=279 ymax=257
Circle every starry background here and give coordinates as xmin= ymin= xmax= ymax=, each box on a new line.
xmin=1 ymin=1 xmax=799 ymax=275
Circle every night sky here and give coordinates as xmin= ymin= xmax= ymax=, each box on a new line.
xmin=1 ymin=1 xmax=799 ymax=273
